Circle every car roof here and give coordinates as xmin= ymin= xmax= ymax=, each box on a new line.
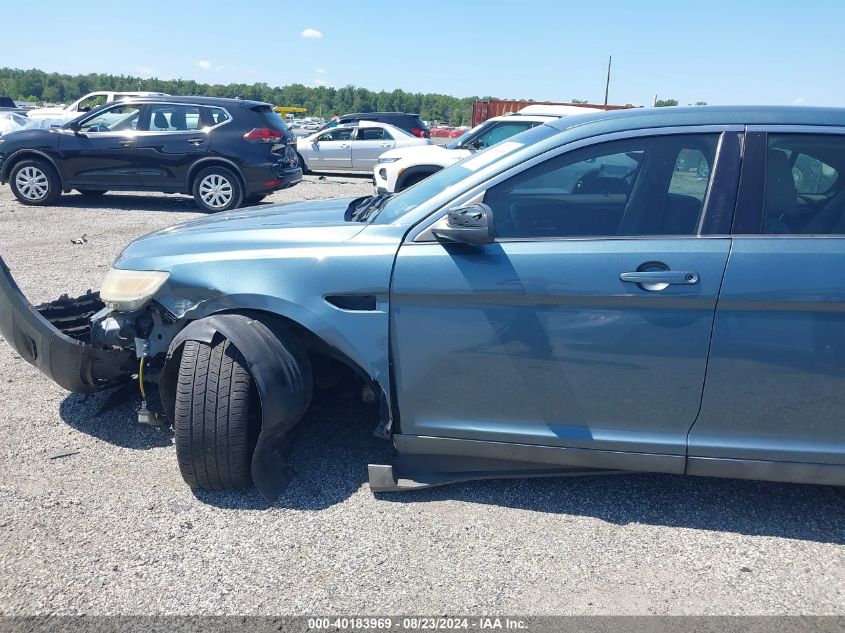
xmin=120 ymin=95 xmax=271 ymax=108
xmin=332 ymin=120 xmax=409 ymax=133
xmin=488 ymin=113 xmax=559 ymax=124
xmin=340 ymin=112 xmax=420 ymax=119
xmin=547 ymin=105 xmax=845 ymax=134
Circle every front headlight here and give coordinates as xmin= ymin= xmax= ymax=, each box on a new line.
xmin=100 ymin=268 xmax=170 ymax=312
xmin=377 ymin=157 xmax=400 ymax=164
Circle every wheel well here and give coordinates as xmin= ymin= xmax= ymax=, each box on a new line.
xmin=397 ymin=166 xmax=441 ymax=191
xmin=2 ymin=151 xmax=62 ymax=185
xmin=158 ymin=308 xmax=389 ymax=432
xmin=186 ymin=159 xmax=245 ymax=192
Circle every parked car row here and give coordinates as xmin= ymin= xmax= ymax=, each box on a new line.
xmin=2 ymin=105 xmax=845 ymax=501
xmin=0 ymin=92 xmax=451 ymax=210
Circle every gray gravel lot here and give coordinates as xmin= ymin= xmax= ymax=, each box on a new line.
xmin=0 ymin=177 xmax=843 ymax=616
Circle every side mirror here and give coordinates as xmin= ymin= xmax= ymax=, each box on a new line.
xmin=431 ymin=203 xmax=494 ymax=245
xmin=68 ymin=121 xmax=81 ymax=134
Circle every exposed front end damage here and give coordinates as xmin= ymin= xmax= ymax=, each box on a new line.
xmin=0 ymin=257 xmax=135 ymax=393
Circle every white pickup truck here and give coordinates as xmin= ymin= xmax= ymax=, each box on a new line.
xmin=25 ymin=91 xmax=168 ymax=122
xmin=373 ymin=104 xmax=605 ymax=193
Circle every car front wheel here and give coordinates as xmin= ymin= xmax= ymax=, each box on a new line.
xmin=192 ymin=166 xmax=243 ymax=212
xmin=174 ymin=337 xmax=259 ymax=490
xmin=10 ymin=159 xmax=61 ymax=206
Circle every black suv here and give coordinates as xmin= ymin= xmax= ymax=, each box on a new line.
xmin=321 ymin=112 xmax=430 ymax=138
xmin=0 ymin=96 xmax=302 ymax=212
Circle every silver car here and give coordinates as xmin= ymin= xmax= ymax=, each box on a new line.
xmin=296 ymin=120 xmax=431 ymax=172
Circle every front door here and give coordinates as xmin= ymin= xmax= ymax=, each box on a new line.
xmin=134 ymin=103 xmax=208 ymax=188
xmin=390 ymin=130 xmax=740 ymax=460
xmin=58 ymin=103 xmax=143 ymax=187
xmin=307 ymin=128 xmax=353 ymax=170
xmin=351 ymin=126 xmax=395 ymax=170
xmin=690 ymin=130 xmax=845 ymax=470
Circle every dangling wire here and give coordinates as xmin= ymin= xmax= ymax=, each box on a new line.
xmin=138 ymin=357 xmax=146 ymax=400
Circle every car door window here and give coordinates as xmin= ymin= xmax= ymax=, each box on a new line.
xmin=485 ymin=133 xmax=719 ymax=239
xmin=79 ymin=104 xmax=142 ymax=133
xmin=357 ymin=127 xmax=392 ymax=141
xmin=76 ymin=94 xmax=108 ymax=112
xmin=206 ymin=106 xmax=230 ymax=126
xmin=148 ymin=104 xmax=201 ymax=132
xmin=762 ymin=134 xmax=845 ymax=234
xmin=316 ymin=128 xmax=353 ymax=142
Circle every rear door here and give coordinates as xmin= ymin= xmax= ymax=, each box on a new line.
xmin=305 ymin=128 xmax=353 ymax=170
xmin=390 ymin=128 xmax=741 ymax=462
xmin=134 ymin=103 xmax=208 ymax=189
xmin=689 ymin=128 xmax=845 ymax=477
xmin=58 ymin=102 xmax=143 ymax=187
xmin=351 ymin=126 xmax=395 ymax=170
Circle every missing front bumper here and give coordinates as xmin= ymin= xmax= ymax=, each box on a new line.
xmin=0 ymin=257 xmax=135 ymax=394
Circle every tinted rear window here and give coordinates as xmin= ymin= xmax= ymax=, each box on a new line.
xmin=252 ymin=106 xmax=289 ymax=131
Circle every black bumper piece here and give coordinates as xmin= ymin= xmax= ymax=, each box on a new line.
xmin=0 ymin=257 xmax=134 ymax=394
xmin=273 ymin=164 xmax=303 ymax=189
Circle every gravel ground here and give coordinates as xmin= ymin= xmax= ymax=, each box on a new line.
xmin=0 ymin=178 xmax=843 ymax=616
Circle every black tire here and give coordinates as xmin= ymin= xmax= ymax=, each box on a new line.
xmin=76 ymin=189 xmax=107 ymax=196
xmin=398 ymin=172 xmax=433 ymax=192
xmin=191 ymin=166 xmax=243 ymax=212
xmin=243 ymin=194 xmax=267 ymax=205
xmin=297 ymin=152 xmax=310 ymax=174
xmin=174 ymin=337 xmax=258 ymax=490
xmin=9 ymin=159 xmax=61 ymax=206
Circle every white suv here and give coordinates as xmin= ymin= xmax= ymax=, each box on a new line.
xmin=373 ymin=104 xmax=604 ymax=193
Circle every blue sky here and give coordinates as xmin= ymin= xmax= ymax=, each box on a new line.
xmin=5 ymin=0 xmax=845 ymax=106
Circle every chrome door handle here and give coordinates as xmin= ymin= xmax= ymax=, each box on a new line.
xmin=187 ymin=138 xmax=205 ymax=145
xmin=620 ymin=271 xmax=699 ymax=285
xmin=118 ymin=139 xmax=134 ymax=146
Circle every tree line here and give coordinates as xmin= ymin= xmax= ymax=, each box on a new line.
xmin=0 ymin=67 xmax=490 ymax=125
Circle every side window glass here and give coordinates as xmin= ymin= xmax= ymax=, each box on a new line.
xmin=318 ymin=128 xmax=353 ymax=142
xmin=485 ymin=134 xmax=719 ymax=239
xmin=79 ymin=104 xmax=141 ymax=133
xmin=792 ymin=153 xmax=837 ymax=194
xmin=763 ymin=134 xmax=844 ymax=235
xmin=358 ymin=128 xmax=387 ymax=141
xmin=206 ymin=107 xmax=230 ymax=126
xmin=76 ymin=94 xmax=107 ymax=112
xmin=668 ymin=148 xmax=711 ymax=201
xmin=148 ymin=104 xmax=201 ymax=131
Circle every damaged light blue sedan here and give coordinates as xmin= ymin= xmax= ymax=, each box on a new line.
xmin=2 ymin=105 xmax=845 ymax=501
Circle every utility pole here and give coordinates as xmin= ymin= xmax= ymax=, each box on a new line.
xmin=603 ymin=55 xmax=612 ymax=107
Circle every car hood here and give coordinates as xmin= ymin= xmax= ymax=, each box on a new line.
xmin=379 ymin=143 xmax=470 ymax=165
xmin=115 ymin=197 xmax=369 ymax=267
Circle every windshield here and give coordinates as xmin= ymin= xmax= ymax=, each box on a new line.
xmin=373 ymin=123 xmax=560 ymax=224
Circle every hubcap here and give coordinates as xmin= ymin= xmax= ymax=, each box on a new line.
xmin=15 ymin=166 xmax=49 ymax=201
xmin=199 ymin=174 xmax=233 ymax=209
